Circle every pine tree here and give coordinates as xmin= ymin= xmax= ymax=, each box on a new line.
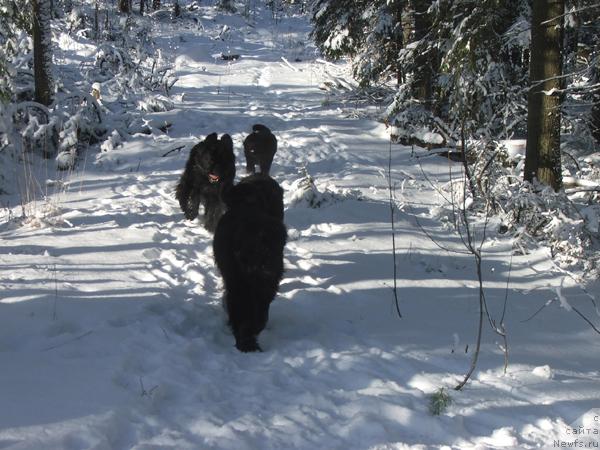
xmin=311 ymin=0 xmax=369 ymax=61
xmin=312 ymin=0 xmax=411 ymax=87
xmin=433 ymin=0 xmax=529 ymax=131
xmin=565 ymin=0 xmax=600 ymax=145
xmin=387 ymin=0 xmax=529 ymax=144
xmin=353 ymin=0 xmax=406 ymax=87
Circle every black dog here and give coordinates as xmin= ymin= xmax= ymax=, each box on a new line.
xmin=175 ymin=133 xmax=235 ymax=232
xmin=213 ymin=175 xmax=287 ymax=352
xmin=243 ymin=124 xmax=277 ymax=175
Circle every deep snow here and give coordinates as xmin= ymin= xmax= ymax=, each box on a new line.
xmin=1 ymin=4 xmax=599 ymax=449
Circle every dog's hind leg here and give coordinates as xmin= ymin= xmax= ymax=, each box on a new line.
xmin=234 ymin=326 xmax=262 ymax=353
xmin=224 ymin=288 xmax=263 ymax=352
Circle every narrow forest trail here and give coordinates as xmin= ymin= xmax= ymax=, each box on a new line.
xmin=0 ymin=5 xmax=599 ymax=450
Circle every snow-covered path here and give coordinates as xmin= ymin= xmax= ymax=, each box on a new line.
xmin=1 ymin=6 xmax=599 ymax=449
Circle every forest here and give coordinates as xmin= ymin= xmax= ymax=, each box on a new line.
xmin=0 ymin=0 xmax=599 ymax=449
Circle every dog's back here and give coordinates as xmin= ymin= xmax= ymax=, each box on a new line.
xmin=243 ymin=124 xmax=278 ymax=175
xmin=213 ymin=175 xmax=287 ymax=352
xmin=215 ymin=209 xmax=286 ymax=282
xmin=223 ymin=174 xmax=284 ymax=221
xmin=217 ymin=174 xmax=286 ymax=274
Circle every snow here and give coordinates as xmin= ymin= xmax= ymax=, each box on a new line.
xmin=413 ymin=128 xmax=444 ymax=145
xmin=499 ymin=139 xmax=526 ymax=161
xmin=1 ymin=3 xmax=600 ymax=449
xmin=583 ymin=152 xmax=600 ymax=166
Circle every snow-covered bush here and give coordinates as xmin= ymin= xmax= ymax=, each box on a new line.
xmin=55 ymin=148 xmax=77 ymax=170
xmin=138 ymin=94 xmax=174 ymax=112
xmin=431 ymin=137 xmax=599 ymax=279
xmin=501 ymin=182 xmax=598 ymax=276
xmin=66 ymin=7 xmax=91 ymax=37
xmin=85 ymin=12 xmax=177 ymax=95
xmin=21 ymin=112 xmax=60 ymax=157
xmin=429 ymin=388 xmax=452 ymax=416
xmin=14 ymin=90 xmax=105 ymax=170
xmin=289 ymin=166 xmax=362 ymax=208
xmin=453 ymin=145 xmax=600 ymax=278
xmin=386 ymin=89 xmax=439 ymax=146
xmin=100 ymin=129 xmax=122 ymax=153
xmin=95 ymin=44 xmax=128 ymax=78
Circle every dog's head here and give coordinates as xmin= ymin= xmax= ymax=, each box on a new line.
xmin=193 ymin=133 xmax=235 ymax=185
xmin=252 ymin=124 xmax=271 ymax=134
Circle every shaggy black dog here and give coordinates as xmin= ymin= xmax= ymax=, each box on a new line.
xmin=175 ymin=133 xmax=235 ymax=232
xmin=243 ymin=124 xmax=278 ymax=175
xmin=213 ymin=175 xmax=287 ymax=352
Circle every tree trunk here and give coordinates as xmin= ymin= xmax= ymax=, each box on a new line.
xmin=118 ymin=0 xmax=130 ymax=13
xmin=591 ymin=62 xmax=600 ymax=143
xmin=392 ymin=1 xmax=404 ymax=86
xmin=32 ymin=0 xmax=53 ymax=106
xmin=94 ymin=1 xmax=99 ymax=40
xmin=411 ymin=0 xmax=434 ymax=102
xmin=524 ymin=0 xmax=564 ymax=191
xmin=140 ymin=0 xmax=145 ymax=15
xmin=592 ymin=96 xmax=600 ymax=144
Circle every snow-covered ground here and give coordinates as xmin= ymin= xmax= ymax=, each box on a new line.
xmin=1 ymin=4 xmax=599 ymax=449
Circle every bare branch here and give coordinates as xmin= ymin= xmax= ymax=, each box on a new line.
xmin=387 ymin=135 xmax=401 ymax=318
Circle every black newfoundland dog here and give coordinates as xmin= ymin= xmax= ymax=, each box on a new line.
xmin=175 ymin=133 xmax=235 ymax=232
xmin=213 ymin=175 xmax=287 ymax=352
xmin=243 ymin=124 xmax=277 ymax=175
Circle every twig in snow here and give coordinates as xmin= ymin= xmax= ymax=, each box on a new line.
xmin=162 ymin=145 xmax=186 ymax=157
xmin=43 ymin=330 xmax=94 ymax=351
xmin=521 ymin=297 xmax=556 ymax=322
xmin=571 ymin=304 xmax=600 ymax=334
xmin=139 ymin=377 xmax=159 ymax=398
